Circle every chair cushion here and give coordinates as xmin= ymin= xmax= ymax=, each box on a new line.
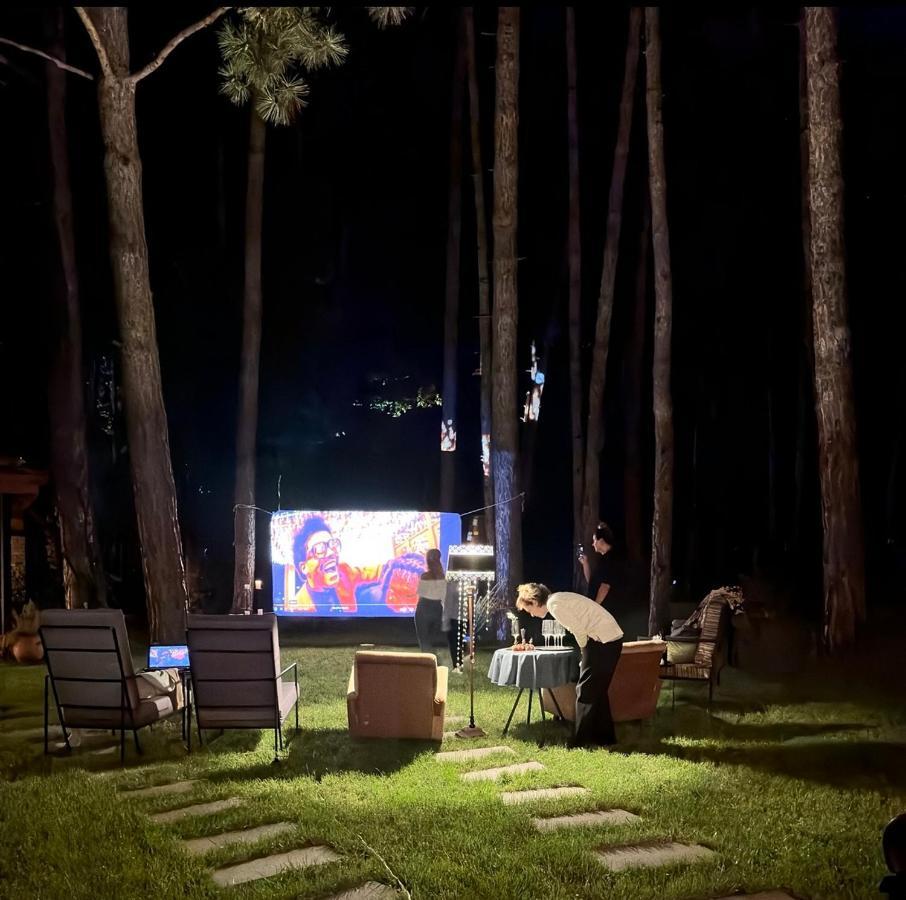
xmin=661 ymin=663 xmax=711 ymax=680
xmin=666 ymin=641 xmax=696 ymax=664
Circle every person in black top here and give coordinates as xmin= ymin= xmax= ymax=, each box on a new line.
xmin=579 ymin=522 xmax=622 ymax=607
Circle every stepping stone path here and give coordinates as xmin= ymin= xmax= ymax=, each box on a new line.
xmin=532 ymin=809 xmax=641 ymax=831
xmin=123 ymin=780 xmax=197 ymax=799
xmin=324 ymin=882 xmax=399 ymax=900
xmin=150 ymin=797 xmax=244 ymax=825
xmin=436 ymin=746 xmax=515 ymax=763
xmin=501 ymin=786 xmax=588 ymax=805
xmin=182 ymin=822 xmax=296 ymax=856
xmin=461 ymin=761 xmax=544 ymax=782
xmin=594 ymin=841 xmax=715 ymax=872
xmin=211 ymin=845 xmax=341 ymax=887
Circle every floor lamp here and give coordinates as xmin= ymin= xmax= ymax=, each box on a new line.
xmin=446 ymin=544 xmax=495 ymax=739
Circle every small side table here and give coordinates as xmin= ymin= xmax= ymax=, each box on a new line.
xmin=487 ymin=647 xmax=580 ymax=735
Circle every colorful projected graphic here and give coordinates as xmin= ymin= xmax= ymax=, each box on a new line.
xmin=271 ymin=511 xmax=460 ymax=617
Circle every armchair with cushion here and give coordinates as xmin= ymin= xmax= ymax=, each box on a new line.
xmin=541 ymin=640 xmax=667 ymax=723
xmin=186 ymin=613 xmax=298 ymax=762
xmin=347 ymin=651 xmax=447 ymax=740
xmin=40 ymin=609 xmax=185 ymax=763
xmin=659 ymin=589 xmax=734 ymax=707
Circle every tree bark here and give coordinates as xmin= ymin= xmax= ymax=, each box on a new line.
xmin=624 ymin=197 xmax=650 ymax=564
xmin=645 ymin=7 xmax=674 ymax=637
xmin=45 ymin=8 xmax=106 ymax=610
xmin=85 ymin=7 xmax=188 ymax=642
xmin=440 ymin=17 xmax=466 ymax=512
xmin=794 ymin=10 xmax=816 ymax=555
xmin=565 ymin=7 xmax=583 ymax=565
xmin=464 ymin=7 xmax=494 ymax=543
xmin=804 ymin=7 xmax=866 ymax=651
xmin=491 ymin=7 xmax=522 ymax=601
xmin=581 ymin=7 xmax=642 ymax=547
xmin=231 ymin=110 xmax=266 ymax=613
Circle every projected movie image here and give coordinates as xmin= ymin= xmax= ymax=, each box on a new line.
xmin=272 ymin=511 xmax=460 ymax=617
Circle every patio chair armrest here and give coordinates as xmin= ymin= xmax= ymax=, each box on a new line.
xmin=277 ymin=662 xmax=298 ymax=680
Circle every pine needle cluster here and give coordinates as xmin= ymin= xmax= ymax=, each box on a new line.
xmin=218 ymin=7 xmax=411 ymax=125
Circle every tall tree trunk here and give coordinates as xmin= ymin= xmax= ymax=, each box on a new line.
xmin=86 ymin=7 xmax=188 ymax=642
xmin=491 ymin=7 xmax=522 ymax=600
xmin=232 ymin=110 xmax=266 ymax=613
xmin=804 ymin=7 xmax=866 ymax=650
xmin=624 ymin=197 xmax=650 ymax=564
xmin=464 ymin=7 xmax=494 ymax=543
xmin=645 ymin=7 xmax=674 ymax=637
xmin=565 ymin=7 xmax=583 ymax=567
xmin=793 ymin=10 xmax=816 ymax=556
xmin=581 ymin=7 xmax=642 ymax=547
xmin=440 ymin=19 xmax=466 ymax=512
xmin=45 ymin=8 xmax=106 ymax=610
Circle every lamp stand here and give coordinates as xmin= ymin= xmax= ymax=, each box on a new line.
xmin=456 ymin=584 xmax=486 ymax=738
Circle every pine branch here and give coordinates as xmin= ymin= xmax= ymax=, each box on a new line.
xmin=131 ymin=6 xmax=231 ymax=84
xmin=73 ymin=7 xmax=112 ymax=78
xmin=0 ymin=36 xmax=94 ymax=80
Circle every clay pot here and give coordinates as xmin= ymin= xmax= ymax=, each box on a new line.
xmin=11 ymin=633 xmax=43 ymax=664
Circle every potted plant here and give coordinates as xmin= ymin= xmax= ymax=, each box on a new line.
xmin=10 ymin=600 xmax=43 ymax=664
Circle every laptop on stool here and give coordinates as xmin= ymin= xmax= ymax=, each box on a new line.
xmin=147 ymin=644 xmax=190 ymax=670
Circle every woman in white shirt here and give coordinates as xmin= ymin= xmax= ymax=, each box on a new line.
xmin=415 ymin=549 xmax=446 ymax=654
xmin=516 ymin=583 xmax=623 ymax=747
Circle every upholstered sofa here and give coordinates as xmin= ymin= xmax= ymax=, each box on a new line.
xmin=540 ymin=639 xmax=667 ymax=723
xmin=347 ymin=651 xmax=447 ymax=740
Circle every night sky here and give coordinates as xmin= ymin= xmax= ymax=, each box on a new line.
xmin=1 ymin=7 xmax=904 ymax=617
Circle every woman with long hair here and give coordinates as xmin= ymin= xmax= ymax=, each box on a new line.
xmin=415 ymin=549 xmax=446 ymax=654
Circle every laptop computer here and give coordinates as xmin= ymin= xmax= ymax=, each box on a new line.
xmin=147 ymin=644 xmax=190 ymax=670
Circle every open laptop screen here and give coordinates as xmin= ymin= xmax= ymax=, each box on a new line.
xmin=147 ymin=644 xmax=190 ymax=670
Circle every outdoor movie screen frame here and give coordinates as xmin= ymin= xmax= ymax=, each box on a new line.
xmin=271 ymin=510 xmax=460 ymax=617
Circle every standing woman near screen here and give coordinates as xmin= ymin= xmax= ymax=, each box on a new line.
xmin=415 ymin=549 xmax=446 ymax=653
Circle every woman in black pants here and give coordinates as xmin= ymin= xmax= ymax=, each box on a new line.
xmin=415 ymin=549 xmax=446 ymax=653
xmin=516 ymin=583 xmax=624 ymax=747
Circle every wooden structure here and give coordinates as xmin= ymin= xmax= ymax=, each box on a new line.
xmin=0 ymin=459 xmax=48 ymax=635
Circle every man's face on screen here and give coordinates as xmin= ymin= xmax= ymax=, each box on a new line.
xmin=304 ymin=530 xmax=341 ymax=590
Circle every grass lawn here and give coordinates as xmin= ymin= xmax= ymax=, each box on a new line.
xmin=1 ymin=636 xmax=904 ymax=899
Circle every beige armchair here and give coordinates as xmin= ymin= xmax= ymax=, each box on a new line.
xmin=541 ymin=640 xmax=666 ymax=723
xmin=347 ymin=651 xmax=447 ymax=740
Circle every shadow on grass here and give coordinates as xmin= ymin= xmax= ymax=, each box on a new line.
xmin=651 ymin=737 xmax=906 ymax=790
xmin=200 ymin=727 xmax=435 ymax=783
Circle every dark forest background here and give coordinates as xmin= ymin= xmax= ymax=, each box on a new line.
xmin=1 ymin=7 xmax=904 ymax=624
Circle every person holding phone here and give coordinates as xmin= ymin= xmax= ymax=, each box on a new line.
xmin=578 ymin=521 xmax=621 ymax=607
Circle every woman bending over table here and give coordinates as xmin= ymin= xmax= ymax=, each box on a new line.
xmin=516 ymin=583 xmax=623 ymax=748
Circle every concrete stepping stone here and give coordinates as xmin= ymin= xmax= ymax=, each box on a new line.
xmin=714 ymin=893 xmax=794 ymax=900
xmin=124 ymin=780 xmax=197 ymax=799
xmin=461 ymin=761 xmax=544 ymax=782
xmin=594 ymin=841 xmax=715 ymax=872
xmin=323 ymin=882 xmax=399 ymax=900
xmin=532 ymin=809 xmax=641 ymax=831
xmin=436 ymin=745 xmax=515 ymax=763
xmin=150 ymin=797 xmax=244 ymax=824
xmin=211 ymin=845 xmax=341 ymax=887
xmin=182 ymin=821 xmax=295 ymax=856
xmin=501 ymin=786 xmax=589 ymax=805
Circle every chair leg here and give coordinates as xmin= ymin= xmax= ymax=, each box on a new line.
xmin=133 ymin=730 xmax=142 ymax=754
xmin=120 ymin=727 xmax=126 ymax=765
xmin=44 ymin=677 xmax=49 ymax=756
xmin=272 ymin=728 xmax=280 ymax=764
